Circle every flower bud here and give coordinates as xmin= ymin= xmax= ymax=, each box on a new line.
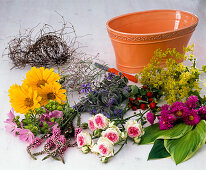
xmin=120 ymin=131 xmax=127 ymax=140
xmin=57 ymin=106 xmax=63 ymax=111
xmin=52 ymin=105 xmax=56 ymax=110
xmin=101 ymin=156 xmax=109 ymax=163
xmin=134 ymin=136 xmax=141 ymax=144
xmin=93 ymin=129 xmax=102 ymax=138
xmin=81 ymin=123 xmax=88 ymax=129
xmin=81 ymin=145 xmax=90 ymax=154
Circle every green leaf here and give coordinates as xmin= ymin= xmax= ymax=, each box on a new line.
xmin=164 ymin=120 xmax=206 ymax=165
xmin=139 ymin=123 xmax=193 ymax=145
xmin=131 ymin=85 xmax=139 ymax=95
xmin=140 ymin=88 xmax=147 ymax=96
xmin=148 ymin=139 xmax=170 ymax=160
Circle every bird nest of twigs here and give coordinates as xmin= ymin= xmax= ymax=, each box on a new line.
xmin=6 ymin=17 xmax=78 ymax=69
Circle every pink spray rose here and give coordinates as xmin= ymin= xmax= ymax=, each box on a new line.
xmin=91 ymin=137 xmax=114 ymax=157
xmin=125 ymin=120 xmax=144 ymax=139
xmin=88 ymin=116 xmax=96 ymax=132
xmin=93 ymin=114 xmax=109 ymax=130
xmin=76 ymin=131 xmax=92 ymax=148
xmin=101 ymin=126 xmax=121 ymax=144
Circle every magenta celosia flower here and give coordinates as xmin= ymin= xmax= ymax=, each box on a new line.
xmin=170 ymin=101 xmax=189 ymax=118
xmin=185 ymin=95 xmax=199 ymax=109
xmin=5 ymin=122 xmax=21 ymax=136
xmin=146 ymin=112 xmax=155 ymax=125
xmin=197 ymin=105 xmax=206 ymax=119
xmin=19 ymin=128 xmax=35 ymax=143
xmin=184 ymin=109 xmax=200 ymax=126
xmin=161 ymin=104 xmax=170 ymax=111
xmin=159 ymin=109 xmax=176 ymax=130
xmin=4 ymin=108 xmax=15 ymax=124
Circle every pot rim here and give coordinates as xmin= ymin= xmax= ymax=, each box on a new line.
xmin=106 ymin=9 xmax=199 ymax=37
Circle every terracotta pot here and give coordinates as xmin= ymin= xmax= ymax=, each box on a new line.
xmin=106 ymin=10 xmax=198 ymax=73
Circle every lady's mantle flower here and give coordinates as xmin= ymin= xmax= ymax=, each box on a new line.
xmin=76 ymin=131 xmax=92 ymax=148
xmin=125 ymin=120 xmax=144 ymax=141
xmin=91 ymin=137 xmax=114 ymax=157
xmin=101 ymin=126 xmax=121 ymax=144
xmin=19 ymin=128 xmax=35 ymax=143
xmin=93 ymin=114 xmax=109 ymax=130
xmin=80 ymin=83 xmax=92 ymax=94
xmin=185 ymin=95 xmax=199 ymax=109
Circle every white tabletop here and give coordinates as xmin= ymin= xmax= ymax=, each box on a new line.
xmin=0 ymin=0 xmax=206 ymax=170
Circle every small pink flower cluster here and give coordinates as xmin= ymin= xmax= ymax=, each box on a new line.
xmin=44 ymin=125 xmax=68 ymax=157
xmin=76 ymin=113 xmax=144 ymax=162
xmin=5 ymin=108 xmax=34 ymax=143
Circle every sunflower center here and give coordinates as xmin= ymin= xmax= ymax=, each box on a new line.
xmin=24 ymin=98 xmax=34 ymax=107
xmin=188 ymin=115 xmax=194 ymax=121
xmin=47 ymin=93 xmax=56 ymax=100
xmin=37 ymin=80 xmax=47 ymax=88
xmin=176 ymin=111 xmax=183 ymax=116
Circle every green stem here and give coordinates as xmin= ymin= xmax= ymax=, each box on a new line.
xmin=114 ymin=139 xmax=127 ymax=156
xmin=77 ymin=111 xmax=81 ymax=127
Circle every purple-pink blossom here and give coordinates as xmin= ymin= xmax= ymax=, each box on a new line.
xmin=4 ymin=108 xmax=15 ymax=124
xmin=184 ymin=109 xmax=200 ymax=126
xmin=19 ymin=128 xmax=35 ymax=143
xmin=170 ymin=101 xmax=189 ymax=118
xmin=146 ymin=112 xmax=155 ymax=125
xmin=185 ymin=95 xmax=199 ymax=109
xmin=158 ymin=109 xmax=176 ymax=130
xmin=5 ymin=122 xmax=21 ymax=136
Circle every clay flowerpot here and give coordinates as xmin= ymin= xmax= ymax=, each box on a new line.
xmin=106 ymin=10 xmax=198 ymax=73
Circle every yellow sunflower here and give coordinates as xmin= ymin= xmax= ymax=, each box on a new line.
xmin=22 ymin=67 xmax=61 ymax=90
xmin=8 ymin=84 xmax=42 ymax=114
xmin=38 ymin=82 xmax=66 ymax=106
